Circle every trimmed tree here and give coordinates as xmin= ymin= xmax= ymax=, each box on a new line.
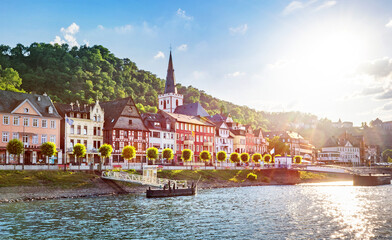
xmin=293 ymin=155 xmax=302 ymax=164
xmin=122 ymin=145 xmax=136 ymax=169
xmin=240 ymin=152 xmax=250 ymax=164
xmin=199 ymin=150 xmax=211 ymax=169
xmin=146 ymin=147 xmax=159 ymax=165
xmin=181 ymin=149 xmax=193 ymax=162
xmin=216 ymin=151 xmax=227 ymax=167
xmin=162 ymin=148 xmax=174 ymax=164
xmin=6 ymin=139 xmax=24 ymax=168
xmin=99 ymin=144 xmax=113 ymax=171
xmin=73 ymin=143 xmax=86 ymax=170
xmin=41 ymin=142 xmax=57 ymax=169
xmin=230 ymin=152 xmax=240 ymax=169
xmin=263 ymin=154 xmax=272 ymax=164
xmin=252 ymin=153 xmax=262 ymax=164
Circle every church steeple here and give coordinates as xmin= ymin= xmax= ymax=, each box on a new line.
xmin=164 ymin=51 xmax=177 ymax=94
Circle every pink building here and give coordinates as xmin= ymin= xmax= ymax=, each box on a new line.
xmin=0 ymin=90 xmax=62 ymax=164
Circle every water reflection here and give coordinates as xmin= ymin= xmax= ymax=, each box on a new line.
xmin=0 ymin=184 xmax=391 ymax=239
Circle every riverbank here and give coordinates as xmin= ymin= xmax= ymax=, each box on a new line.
xmin=0 ymin=169 xmax=351 ymax=203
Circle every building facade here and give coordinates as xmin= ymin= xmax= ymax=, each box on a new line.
xmin=0 ymin=90 xmax=61 ymax=164
xmin=319 ymin=136 xmax=360 ymax=164
xmin=100 ymin=97 xmax=149 ymax=163
xmin=54 ymin=101 xmax=104 ymax=165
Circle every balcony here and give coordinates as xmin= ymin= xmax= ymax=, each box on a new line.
xmin=203 ymin=141 xmax=213 ymax=147
xmin=184 ymin=140 xmax=194 ymax=145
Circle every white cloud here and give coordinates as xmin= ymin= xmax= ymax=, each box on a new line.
xmin=315 ymin=1 xmax=337 ymax=11
xmin=61 ymin=22 xmax=79 ymax=35
xmin=97 ymin=25 xmax=104 ymax=30
xmin=282 ymin=1 xmax=305 ymax=15
xmin=50 ymin=23 xmax=80 ymax=47
xmin=177 ymin=8 xmax=193 ymax=20
xmin=225 ymin=71 xmax=246 ymax=78
xmin=50 ymin=36 xmax=66 ymax=45
xmin=229 ymin=24 xmax=248 ymax=35
xmin=154 ymin=51 xmax=165 ymax=59
xmin=114 ymin=24 xmax=133 ymax=34
xmin=386 ymin=20 xmax=392 ymax=28
xmin=177 ymin=44 xmax=188 ymax=51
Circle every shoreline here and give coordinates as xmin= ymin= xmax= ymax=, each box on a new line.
xmin=0 ymin=178 xmax=352 ymax=204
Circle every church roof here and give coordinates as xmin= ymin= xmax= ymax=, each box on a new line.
xmin=174 ymin=102 xmax=210 ymax=117
xmin=164 ymin=51 xmax=177 ymax=94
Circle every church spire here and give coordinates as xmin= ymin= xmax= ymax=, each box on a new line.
xmin=164 ymin=50 xmax=177 ymax=94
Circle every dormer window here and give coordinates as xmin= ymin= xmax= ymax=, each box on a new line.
xmin=83 ymin=114 xmax=87 ymax=119
xmin=37 ymin=96 xmax=41 ymax=102
xmin=154 ymin=122 xmax=160 ymax=127
xmin=129 ymin=119 xmax=133 ymax=125
xmin=77 ymin=113 xmax=81 ymax=118
xmin=70 ymin=112 xmax=74 ymax=118
xmin=24 ymin=108 xmax=29 ymax=113
xmin=48 ymin=106 xmax=53 ymax=114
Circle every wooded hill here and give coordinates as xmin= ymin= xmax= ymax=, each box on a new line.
xmin=1 ymin=43 xmax=391 ymax=149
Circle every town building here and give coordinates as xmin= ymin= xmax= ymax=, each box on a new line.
xmin=142 ymin=112 xmax=176 ymax=162
xmin=100 ymin=96 xmax=149 ymax=164
xmin=54 ymin=100 xmax=104 ymax=166
xmin=318 ymin=136 xmax=360 ymax=164
xmin=208 ymin=116 xmax=233 ymax=156
xmin=0 ymin=90 xmax=62 ymax=164
xmin=245 ymin=125 xmax=256 ymax=154
xmin=254 ymin=128 xmax=268 ymax=154
xmin=158 ymin=51 xmax=183 ymax=113
xmin=161 ymin=111 xmax=215 ymax=163
xmin=264 ymin=131 xmax=314 ymax=160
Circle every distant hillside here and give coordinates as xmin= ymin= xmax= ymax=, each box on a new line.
xmin=0 ymin=42 xmax=357 ymax=147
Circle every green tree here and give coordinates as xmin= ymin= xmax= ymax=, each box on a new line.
xmin=240 ymin=152 xmax=250 ymax=163
xmin=162 ymin=148 xmax=174 ymax=164
xmin=0 ymin=65 xmax=23 ymax=92
xmin=122 ymin=145 xmax=136 ymax=169
xmin=216 ymin=151 xmax=227 ymax=163
xmin=6 ymin=139 xmax=24 ymax=167
xmin=146 ymin=147 xmax=159 ymax=164
xmin=41 ymin=142 xmax=57 ymax=169
xmin=382 ymin=149 xmax=392 ymax=162
xmin=73 ymin=143 xmax=86 ymax=170
xmin=181 ymin=149 xmax=193 ymax=162
xmin=230 ymin=152 xmax=240 ymax=167
xmin=199 ymin=150 xmax=211 ymax=168
xmin=252 ymin=153 xmax=262 ymax=163
xmin=267 ymin=136 xmax=290 ymax=155
xmin=99 ymin=144 xmax=113 ymax=171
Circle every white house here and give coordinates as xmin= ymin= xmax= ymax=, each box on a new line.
xmin=319 ymin=137 xmax=360 ymax=164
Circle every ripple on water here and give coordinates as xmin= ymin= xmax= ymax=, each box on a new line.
xmin=0 ymin=184 xmax=391 ymax=239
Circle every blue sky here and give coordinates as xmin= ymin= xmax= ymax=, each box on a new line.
xmin=2 ymin=0 xmax=392 ymax=125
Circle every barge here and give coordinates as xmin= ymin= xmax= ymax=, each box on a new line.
xmin=146 ymin=182 xmax=197 ymax=198
xmin=353 ymin=174 xmax=391 ymax=186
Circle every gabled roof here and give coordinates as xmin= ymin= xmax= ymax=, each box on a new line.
xmin=209 ymin=114 xmax=227 ymax=122
xmin=54 ymin=102 xmax=93 ymax=117
xmin=142 ymin=112 xmax=175 ymax=132
xmin=174 ymin=102 xmax=210 ymax=117
xmin=230 ymin=129 xmax=246 ymax=136
xmin=100 ymin=97 xmax=148 ymax=131
xmin=161 ymin=111 xmax=214 ymax=126
xmin=254 ymin=128 xmax=264 ymax=138
xmin=0 ymin=90 xmax=61 ymax=118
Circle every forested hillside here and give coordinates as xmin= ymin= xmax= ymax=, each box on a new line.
xmin=3 ymin=42 xmax=380 ymax=148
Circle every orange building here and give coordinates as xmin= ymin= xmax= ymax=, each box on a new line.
xmin=0 ymin=90 xmax=62 ymax=164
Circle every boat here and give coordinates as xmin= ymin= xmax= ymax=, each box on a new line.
xmin=353 ymin=174 xmax=391 ymax=186
xmin=146 ymin=181 xmax=197 ymax=198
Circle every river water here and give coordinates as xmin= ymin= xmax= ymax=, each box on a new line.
xmin=1 ymin=182 xmax=391 ymax=239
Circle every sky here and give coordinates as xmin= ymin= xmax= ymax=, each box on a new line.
xmin=2 ymin=0 xmax=392 ymax=125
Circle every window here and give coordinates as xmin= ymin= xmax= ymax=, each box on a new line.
xmin=77 ymin=126 xmax=81 ymax=135
xmin=50 ymin=120 xmax=56 ymax=129
xmin=83 ymin=114 xmax=87 ymax=119
xmin=77 ymin=113 xmax=81 ymax=118
xmin=176 ymin=123 xmax=179 ymax=130
xmin=124 ymin=130 xmax=128 ymax=138
xmin=171 ymin=134 xmax=174 ymax=139
xmin=196 ymin=145 xmax=199 ymax=152
xmin=163 ymin=133 xmax=166 ymax=139
xmin=32 ymin=135 xmax=38 ymax=144
xmin=41 ymin=134 xmax=47 ymax=143
xmin=24 ymin=108 xmax=29 ymax=113
xmin=33 ymin=118 xmax=38 ymax=127
xmin=23 ymin=135 xmax=28 ymax=144
xmin=50 ymin=135 xmax=56 ymax=143
xmin=3 ymin=116 xmax=9 ymax=125
xmin=42 ymin=119 xmax=47 ymax=128
xmin=83 ymin=126 xmax=87 ymax=135
xmin=97 ymin=115 xmax=101 ymax=122
xmin=196 ymin=125 xmax=199 ymax=132
xmin=84 ymin=140 xmax=88 ymax=148
xmin=13 ymin=132 xmax=19 ymax=140
xmin=97 ymin=127 xmax=101 ymax=136
xmin=70 ymin=139 xmax=74 ymax=148
xmin=70 ymin=125 xmax=75 ymax=134
xmin=70 ymin=112 xmax=74 ymax=117
xmin=2 ymin=132 xmax=9 ymax=142
xmin=48 ymin=106 xmax=53 ymax=114
xmin=94 ymin=127 xmax=97 ymax=136
xmin=23 ymin=118 xmax=29 ymax=127
xmin=185 ymin=124 xmax=188 ymax=131
xmin=13 ymin=117 xmax=19 ymax=126
xmin=129 ymin=119 xmax=132 ymax=125
xmin=94 ymin=115 xmax=97 ymax=121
